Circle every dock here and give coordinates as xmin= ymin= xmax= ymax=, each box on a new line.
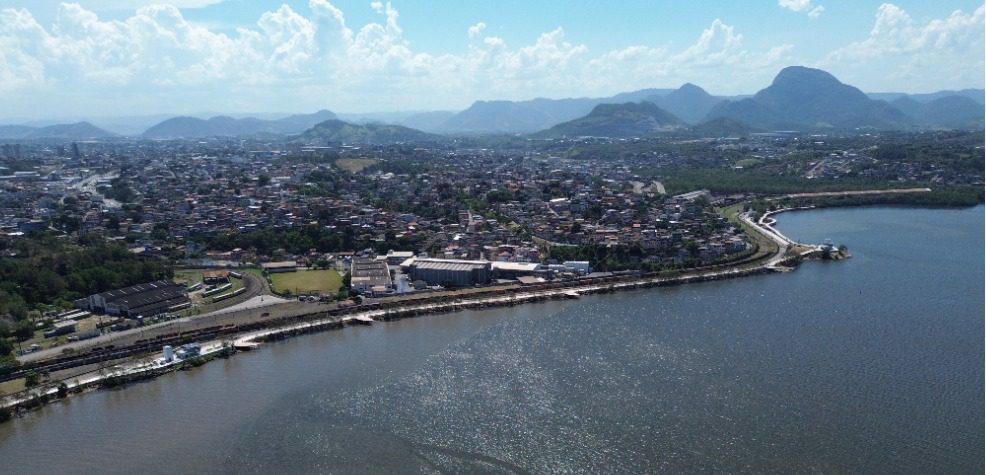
xmin=234 ymin=341 xmax=261 ymax=351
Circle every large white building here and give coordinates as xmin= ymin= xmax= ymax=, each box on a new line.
xmin=404 ymin=258 xmax=492 ymax=287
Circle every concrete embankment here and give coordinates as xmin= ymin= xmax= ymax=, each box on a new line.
xmin=234 ymin=265 xmax=776 ymax=349
xmin=757 ymin=206 xmax=815 ymax=245
xmin=1 ymin=344 xmax=231 ymax=413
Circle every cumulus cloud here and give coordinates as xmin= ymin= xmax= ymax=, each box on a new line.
xmin=823 ymin=3 xmax=985 ymax=90
xmin=87 ymin=0 xmax=226 ymax=9
xmin=582 ymin=17 xmax=793 ymax=95
xmin=468 ymin=22 xmax=486 ymax=39
xmin=778 ymin=0 xmax=811 ymax=12
xmin=779 ymin=0 xmax=824 ymax=18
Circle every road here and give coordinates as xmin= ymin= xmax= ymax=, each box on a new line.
xmin=73 ymin=171 xmax=122 ymax=208
xmin=740 ymin=212 xmax=792 ymax=268
xmin=777 ymin=187 xmax=932 ymax=199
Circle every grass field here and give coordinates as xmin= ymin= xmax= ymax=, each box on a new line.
xmin=173 ymin=270 xmax=203 ymax=285
xmin=270 ymin=269 xmax=343 ymax=294
xmin=335 ymin=158 xmax=378 ymax=173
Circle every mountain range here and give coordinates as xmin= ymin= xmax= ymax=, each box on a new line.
xmin=142 ymin=110 xmax=338 ymax=139
xmin=0 ymin=66 xmax=982 ymax=140
xmin=421 ymin=70 xmax=982 ymax=134
xmin=525 ymin=66 xmax=983 ymax=138
xmin=429 ymin=88 xmax=680 ymax=135
xmin=890 ymin=95 xmax=985 ymax=129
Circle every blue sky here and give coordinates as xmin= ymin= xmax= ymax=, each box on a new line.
xmin=0 ymin=0 xmax=983 ymax=119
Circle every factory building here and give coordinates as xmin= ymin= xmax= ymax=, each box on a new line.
xmin=490 ymin=261 xmax=545 ymax=280
xmin=351 ymin=258 xmax=392 ymax=294
xmin=562 ymin=261 xmax=592 ymax=275
xmin=405 ymin=258 xmax=492 ymax=287
xmin=76 ymin=280 xmax=189 ymax=318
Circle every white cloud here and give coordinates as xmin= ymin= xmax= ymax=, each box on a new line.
xmin=582 ymin=18 xmax=790 ymax=95
xmin=778 ymin=0 xmax=811 ymax=12
xmin=779 ymin=0 xmax=824 ymax=18
xmin=468 ymin=22 xmax=486 ymax=39
xmin=81 ymin=0 xmax=226 ymax=10
xmin=823 ymin=3 xmax=985 ymax=91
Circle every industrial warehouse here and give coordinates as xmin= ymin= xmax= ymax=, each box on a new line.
xmin=74 ymin=280 xmax=190 ymax=318
xmin=351 ymin=254 xmax=591 ymax=292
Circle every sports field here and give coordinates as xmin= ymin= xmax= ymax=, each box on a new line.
xmin=270 ymin=269 xmax=342 ymax=294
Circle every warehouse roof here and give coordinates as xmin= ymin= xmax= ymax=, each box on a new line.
xmin=409 ymin=258 xmax=490 ymax=272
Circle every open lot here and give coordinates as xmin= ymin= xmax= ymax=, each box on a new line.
xmin=270 ymin=269 xmax=342 ymax=294
xmin=335 ymin=158 xmax=378 ymax=173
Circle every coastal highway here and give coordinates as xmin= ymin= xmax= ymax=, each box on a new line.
xmin=775 ymin=187 xmax=932 ymax=200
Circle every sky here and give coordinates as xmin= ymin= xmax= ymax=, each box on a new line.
xmin=0 ymin=0 xmax=983 ymax=120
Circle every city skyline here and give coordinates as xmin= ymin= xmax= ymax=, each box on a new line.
xmin=0 ymin=0 xmax=983 ymax=120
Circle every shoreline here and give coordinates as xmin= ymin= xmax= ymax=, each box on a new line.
xmin=1 ymin=263 xmax=787 ymax=416
xmin=1 ymin=199 xmax=833 ymax=419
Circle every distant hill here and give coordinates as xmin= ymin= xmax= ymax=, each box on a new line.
xmin=440 ymin=100 xmax=564 ymax=134
xmin=267 ymin=110 xmax=339 ymax=133
xmin=535 ymin=101 xmax=685 ymax=138
xmin=30 ymin=122 xmax=117 ymax=139
xmin=705 ymin=66 xmax=912 ymax=130
xmin=0 ymin=125 xmax=38 ymax=140
xmin=607 ymin=88 xmax=677 ymax=103
xmin=689 ymin=117 xmax=758 ymax=137
xmin=0 ymin=122 xmax=116 ymax=140
xmin=644 ymin=83 xmax=724 ymax=124
xmin=438 ymin=88 xmax=680 ymax=134
xmin=294 ymin=119 xmax=438 ymax=144
xmin=143 ymin=110 xmax=338 ymax=138
xmin=868 ymin=89 xmax=985 ymax=105
xmin=892 ymin=96 xmax=984 ymax=129
xmin=398 ymin=111 xmax=457 ymax=132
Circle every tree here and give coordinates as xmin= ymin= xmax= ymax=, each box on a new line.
xmin=257 ymin=174 xmax=271 ymax=187
xmin=13 ymin=320 xmax=33 ymax=342
xmin=24 ymin=371 xmax=40 ymax=388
